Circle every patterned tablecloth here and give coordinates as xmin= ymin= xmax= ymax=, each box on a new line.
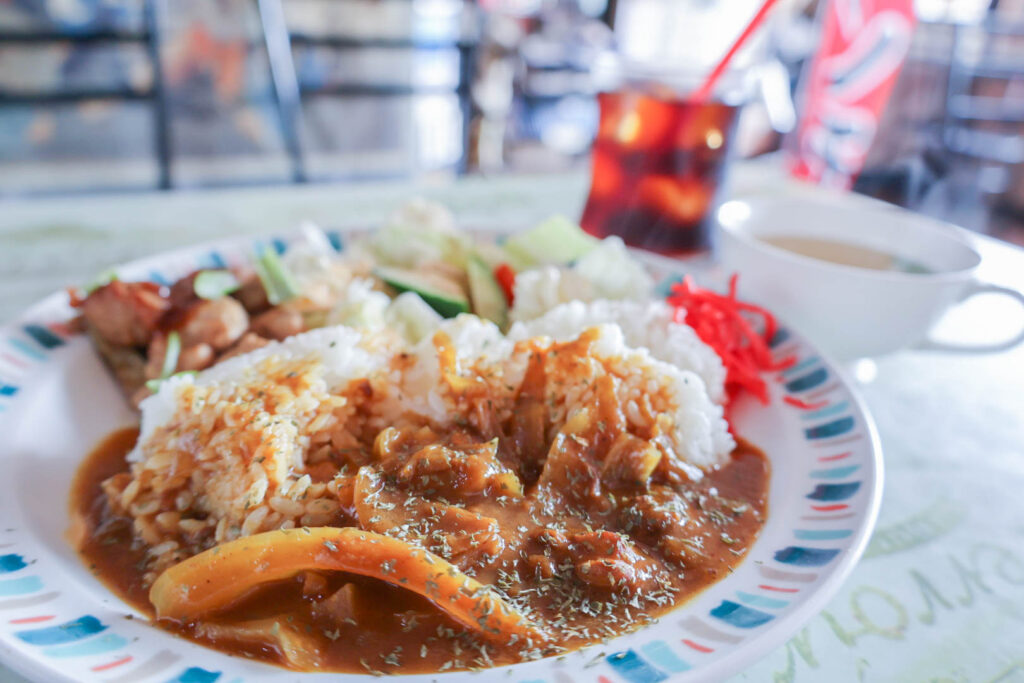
xmin=1 ymin=167 xmax=1022 ymax=682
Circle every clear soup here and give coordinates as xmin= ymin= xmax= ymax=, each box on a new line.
xmin=758 ymin=235 xmax=930 ymax=273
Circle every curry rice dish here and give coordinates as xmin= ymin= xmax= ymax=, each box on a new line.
xmin=69 ymin=213 xmax=772 ymax=674
xmin=73 ymin=315 xmax=768 ymax=674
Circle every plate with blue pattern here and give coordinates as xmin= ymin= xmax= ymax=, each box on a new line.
xmin=0 ymin=233 xmax=882 ymax=682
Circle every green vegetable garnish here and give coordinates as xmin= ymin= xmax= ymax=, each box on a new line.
xmin=502 ymin=215 xmax=598 ymax=269
xmin=466 ymin=255 xmax=508 ymax=329
xmin=253 ymin=247 xmax=301 ymax=305
xmin=374 ymin=266 xmax=469 ymax=318
xmin=193 ymin=270 xmax=241 ymax=300
xmin=160 ymin=331 xmax=181 ymax=380
xmin=146 ymin=333 xmax=189 ymax=393
xmin=145 ymin=370 xmax=198 ymax=393
xmin=84 ymin=269 xmax=119 ymax=294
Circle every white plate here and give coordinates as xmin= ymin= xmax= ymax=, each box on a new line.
xmin=0 ymin=233 xmax=882 ymax=683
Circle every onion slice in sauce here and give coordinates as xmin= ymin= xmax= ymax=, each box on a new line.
xmin=149 ymin=527 xmax=547 ymax=646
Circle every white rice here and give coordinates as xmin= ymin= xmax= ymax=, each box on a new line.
xmin=134 ymin=325 xmax=390 ymax=454
xmin=523 ymin=323 xmax=732 ymax=473
xmin=509 ymin=299 xmax=728 ymax=404
xmin=509 ymin=266 xmax=596 ymax=324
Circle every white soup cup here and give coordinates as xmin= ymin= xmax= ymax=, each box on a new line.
xmin=715 ymin=194 xmax=1024 ymax=360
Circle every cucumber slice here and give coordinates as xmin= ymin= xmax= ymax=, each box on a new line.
xmin=503 ymin=215 xmax=598 ymax=269
xmin=467 ymin=256 xmax=508 ymax=329
xmin=472 ymin=241 xmax=510 ymax=269
xmin=374 ymin=266 xmax=469 ymax=318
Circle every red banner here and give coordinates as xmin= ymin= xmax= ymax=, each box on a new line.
xmin=787 ymin=0 xmax=917 ymax=188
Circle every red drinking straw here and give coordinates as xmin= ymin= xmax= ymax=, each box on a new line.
xmin=690 ymin=0 xmax=781 ymax=103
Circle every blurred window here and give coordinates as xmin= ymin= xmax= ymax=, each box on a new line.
xmin=0 ymin=0 xmax=160 ymax=194
xmin=0 ymin=0 xmax=477 ymax=194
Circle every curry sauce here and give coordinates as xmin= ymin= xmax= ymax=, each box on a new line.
xmin=73 ymin=427 xmax=768 ymax=674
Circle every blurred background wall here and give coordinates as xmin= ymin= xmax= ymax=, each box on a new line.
xmin=1 ymin=0 xmax=1023 ymax=244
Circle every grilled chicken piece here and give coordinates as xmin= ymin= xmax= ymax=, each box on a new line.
xmin=219 ymin=332 xmax=271 ymax=361
xmin=176 ymin=297 xmax=249 ymax=351
xmin=234 ymin=273 xmax=271 ymax=314
xmin=78 ymin=281 xmax=170 ymax=347
xmin=251 ymin=306 xmax=305 ymax=341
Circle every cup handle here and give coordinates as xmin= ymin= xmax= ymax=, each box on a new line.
xmin=916 ymin=281 xmax=1024 ymax=353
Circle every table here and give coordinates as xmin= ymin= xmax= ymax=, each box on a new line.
xmin=1 ymin=167 xmax=1023 ymax=682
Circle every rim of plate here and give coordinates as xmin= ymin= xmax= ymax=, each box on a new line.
xmin=632 ymin=248 xmax=885 ymax=682
xmin=0 ymin=231 xmax=884 ymax=683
